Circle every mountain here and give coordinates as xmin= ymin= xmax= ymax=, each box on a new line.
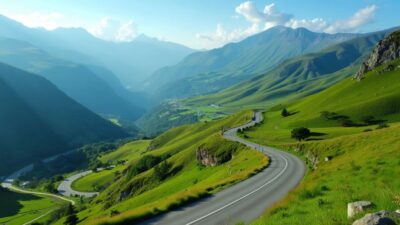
xmin=0 ymin=38 xmax=144 ymax=121
xmin=0 ymin=15 xmax=195 ymax=88
xmin=137 ymin=28 xmax=394 ymax=136
xmin=190 ymin=28 xmax=395 ymax=108
xmin=146 ymin=26 xmax=360 ymax=100
xmin=0 ymin=62 xmax=127 ymax=176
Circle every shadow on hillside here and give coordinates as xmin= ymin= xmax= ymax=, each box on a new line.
xmin=0 ymin=188 xmax=41 ymax=217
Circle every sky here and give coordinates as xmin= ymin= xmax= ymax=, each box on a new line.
xmin=0 ymin=0 xmax=399 ymax=49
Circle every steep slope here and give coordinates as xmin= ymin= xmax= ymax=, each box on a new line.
xmin=190 ymin=28 xmax=394 ymax=108
xmin=0 ymin=38 xmax=144 ymax=120
xmin=146 ymin=26 xmax=360 ymax=100
xmin=0 ymin=15 xmax=194 ymax=87
xmin=244 ymin=30 xmax=400 ymax=225
xmin=137 ymin=28 xmax=394 ymax=135
xmin=0 ymin=62 xmax=127 ymax=176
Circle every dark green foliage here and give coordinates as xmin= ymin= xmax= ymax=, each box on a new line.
xmin=361 ymin=115 xmax=376 ymax=125
xmin=281 ymin=108 xmax=290 ymax=117
xmin=339 ymin=118 xmax=353 ymax=127
xmin=154 ymin=161 xmax=172 ymax=181
xmin=291 ymin=128 xmax=311 ymax=141
xmin=127 ymin=155 xmax=162 ymax=179
xmin=0 ymin=63 xmax=127 ymax=176
xmin=64 ymin=204 xmax=78 ymax=225
xmin=376 ymin=123 xmax=390 ymax=129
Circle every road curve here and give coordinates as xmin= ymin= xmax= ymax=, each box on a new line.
xmin=141 ymin=111 xmax=305 ymax=225
xmin=57 ymin=170 xmax=99 ymax=198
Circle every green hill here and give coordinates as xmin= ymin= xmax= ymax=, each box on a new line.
xmin=57 ymin=111 xmax=267 ymax=225
xmin=137 ymin=28 xmax=394 ymax=136
xmin=146 ymin=26 xmax=360 ymax=101
xmin=0 ymin=63 xmax=127 ymax=176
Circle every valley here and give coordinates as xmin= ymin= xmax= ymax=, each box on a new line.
xmin=0 ymin=3 xmax=399 ymax=225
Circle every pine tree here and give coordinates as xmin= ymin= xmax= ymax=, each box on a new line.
xmin=64 ymin=204 xmax=78 ymax=225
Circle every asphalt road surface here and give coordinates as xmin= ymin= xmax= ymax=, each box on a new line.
xmin=140 ymin=111 xmax=305 ymax=225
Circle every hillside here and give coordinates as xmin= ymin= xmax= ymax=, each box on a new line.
xmin=243 ymin=33 xmax=400 ymax=224
xmin=55 ymin=111 xmax=267 ymax=225
xmin=137 ymin=28 xmax=394 ymax=136
xmin=146 ymin=26 xmax=360 ymax=100
xmin=0 ymin=62 xmax=127 ymax=176
xmin=0 ymin=38 xmax=145 ymax=121
xmin=0 ymin=15 xmax=195 ymax=87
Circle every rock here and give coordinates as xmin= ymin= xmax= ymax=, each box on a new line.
xmin=348 ymin=201 xmax=373 ymax=218
xmin=354 ymin=30 xmax=400 ymax=81
xmin=352 ymin=210 xmax=400 ymax=225
xmin=306 ymin=151 xmax=319 ymax=169
xmin=396 ymin=209 xmax=400 ymax=214
xmin=196 ymin=147 xmax=218 ymax=167
xmin=325 ymin=156 xmax=333 ymax=162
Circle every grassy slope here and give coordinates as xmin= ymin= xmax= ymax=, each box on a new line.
xmin=243 ymin=61 xmax=400 ymax=224
xmin=0 ymin=188 xmax=65 ymax=225
xmin=244 ymin=59 xmax=400 ymax=146
xmin=63 ymin=111 xmax=268 ymax=225
xmin=72 ymin=141 xmax=151 ymax=192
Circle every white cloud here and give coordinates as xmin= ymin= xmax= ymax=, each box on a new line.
xmin=6 ymin=12 xmax=68 ymax=30
xmin=89 ymin=18 xmax=138 ymax=42
xmin=198 ymin=2 xmax=378 ymax=49
xmin=235 ymin=1 xmax=292 ymax=29
xmin=324 ymin=5 xmax=377 ymax=33
xmin=196 ymin=24 xmax=261 ymax=49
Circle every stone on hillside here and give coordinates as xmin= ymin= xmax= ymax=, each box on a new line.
xmin=354 ymin=30 xmax=400 ymax=81
xmin=348 ymin=201 xmax=373 ymax=218
xmin=196 ymin=148 xmax=218 ymax=167
xmin=352 ymin=210 xmax=400 ymax=225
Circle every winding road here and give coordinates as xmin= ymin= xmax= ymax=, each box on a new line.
xmin=141 ymin=111 xmax=306 ymax=225
xmin=57 ymin=170 xmax=99 ymax=198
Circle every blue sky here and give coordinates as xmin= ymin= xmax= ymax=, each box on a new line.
xmin=0 ymin=0 xmax=399 ymax=49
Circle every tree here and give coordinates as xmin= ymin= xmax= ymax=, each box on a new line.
xmin=154 ymin=161 xmax=171 ymax=180
xmin=361 ymin=115 xmax=375 ymax=125
xmin=64 ymin=204 xmax=78 ymax=225
xmin=291 ymin=128 xmax=311 ymax=141
xmin=281 ymin=108 xmax=290 ymax=117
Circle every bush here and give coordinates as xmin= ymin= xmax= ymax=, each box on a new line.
xmin=376 ymin=123 xmax=389 ymax=129
xmin=281 ymin=108 xmax=289 ymax=117
xmin=127 ymin=155 xmax=162 ymax=179
xmin=291 ymin=127 xmax=311 ymax=141
xmin=154 ymin=161 xmax=171 ymax=181
xmin=361 ymin=115 xmax=375 ymax=125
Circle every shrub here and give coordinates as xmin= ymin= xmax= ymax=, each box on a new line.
xmin=361 ymin=115 xmax=375 ymax=125
xmin=376 ymin=123 xmax=389 ymax=129
xmin=281 ymin=108 xmax=289 ymax=117
xmin=127 ymin=155 xmax=162 ymax=179
xmin=154 ymin=161 xmax=172 ymax=181
xmin=291 ymin=127 xmax=311 ymax=141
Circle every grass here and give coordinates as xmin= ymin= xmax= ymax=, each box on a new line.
xmin=0 ymin=187 xmax=66 ymax=225
xmin=244 ymin=61 xmax=400 ymax=224
xmin=59 ymin=110 xmax=268 ymax=225
xmin=71 ymin=140 xmax=151 ymax=192
xmin=252 ymin=124 xmax=400 ymax=225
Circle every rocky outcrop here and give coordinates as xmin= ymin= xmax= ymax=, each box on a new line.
xmin=352 ymin=210 xmax=400 ymax=225
xmin=306 ymin=151 xmax=319 ymax=169
xmin=348 ymin=201 xmax=373 ymax=218
xmin=354 ymin=30 xmax=400 ymax=81
xmin=196 ymin=147 xmax=218 ymax=167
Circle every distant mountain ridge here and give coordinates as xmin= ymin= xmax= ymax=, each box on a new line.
xmin=0 ymin=15 xmax=195 ymax=88
xmin=0 ymin=62 xmax=127 ymax=176
xmin=146 ymin=26 xmax=361 ymax=101
xmin=0 ymin=37 xmax=144 ymax=121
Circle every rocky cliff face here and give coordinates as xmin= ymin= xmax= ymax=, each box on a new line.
xmin=354 ymin=30 xmax=400 ymax=81
xmin=196 ymin=147 xmax=219 ymax=167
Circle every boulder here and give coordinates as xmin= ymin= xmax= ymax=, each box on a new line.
xmin=348 ymin=201 xmax=373 ymax=218
xmin=352 ymin=210 xmax=400 ymax=225
xmin=196 ymin=148 xmax=218 ymax=167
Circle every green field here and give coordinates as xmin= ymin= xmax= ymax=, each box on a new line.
xmin=71 ymin=140 xmax=151 ymax=192
xmin=64 ymin=110 xmax=268 ymax=225
xmin=0 ymin=188 xmax=65 ymax=225
xmin=244 ymin=61 xmax=400 ymax=224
